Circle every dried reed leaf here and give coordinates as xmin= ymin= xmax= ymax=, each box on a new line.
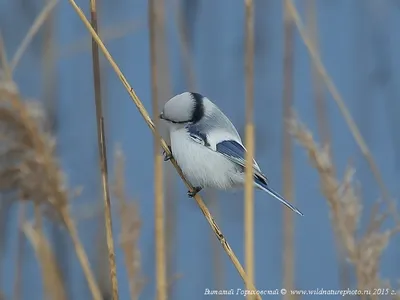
xmin=113 ymin=148 xmax=144 ymax=300
xmin=23 ymin=222 xmax=67 ymax=300
xmin=0 ymin=79 xmax=102 ymax=299
xmin=289 ymin=113 xmax=399 ymax=293
xmin=10 ymin=0 xmax=59 ymax=72
xmin=0 ymin=85 xmax=67 ymax=211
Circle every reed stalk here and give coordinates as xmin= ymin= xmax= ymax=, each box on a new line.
xmin=113 ymin=149 xmax=145 ymax=300
xmin=12 ymin=204 xmax=26 ymax=300
xmin=244 ymin=0 xmax=255 ymax=298
xmin=23 ymin=222 xmax=67 ymax=300
xmin=89 ymin=0 xmax=119 ymax=298
xmin=149 ymin=0 xmax=167 ymax=299
xmin=9 ymin=0 xmax=59 ymax=73
xmin=282 ymin=1 xmax=295 ymax=298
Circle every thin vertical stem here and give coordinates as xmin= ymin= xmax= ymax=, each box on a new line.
xmin=149 ymin=1 xmax=167 ymax=300
xmin=244 ymin=0 xmax=255 ymax=298
xmin=175 ymin=0 xmax=197 ymax=91
xmin=42 ymin=0 xmax=57 ymax=132
xmin=306 ymin=0 xmax=332 ymax=150
xmin=61 ymin=210 xmax=102 ymax=300
xmin=156 ymin=1 xmax=175 ymax=296
xmin=0 ymin=32 xmax=12 ymax=79
xmin=210 ymin=198 xmax=224 ymax=296
xmin=89 ymin=0 xmax=119 ymax=299
xmin=12 ymin=204 xmax=26 ymax=300
xmin=282 ymin=1 xmax=295 ymax=298
xmin=9 ymin=0 xmax=58 ymax=72
xmin=33 ymin=205 xmax=42 ymax=229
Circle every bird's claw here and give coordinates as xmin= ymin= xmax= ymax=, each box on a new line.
xmin=187 ymin=187 xmax=202 ymax=198
xmin=163 ymin=146 xmax=172 ymax=161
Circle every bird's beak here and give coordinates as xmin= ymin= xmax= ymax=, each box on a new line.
xmin=159 ymin=112 xmax=164 ymax=120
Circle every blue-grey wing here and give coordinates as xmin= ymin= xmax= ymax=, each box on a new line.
xmin=216 ymin=140 xmax=268 ymax=184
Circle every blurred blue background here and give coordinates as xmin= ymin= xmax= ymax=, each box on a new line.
xmin=1 ymin=0 xmax=400 ymax=299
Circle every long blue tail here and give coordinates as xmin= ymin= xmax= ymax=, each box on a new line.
xmin=255 ymin=179 xmax=303 ymax=216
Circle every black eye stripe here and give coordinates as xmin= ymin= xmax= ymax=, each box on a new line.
xmin=190 ymin=92 xmax=204 ymax=124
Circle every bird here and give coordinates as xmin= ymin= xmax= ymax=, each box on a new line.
xmin=159 ymin=92 xmax=303 ymax=216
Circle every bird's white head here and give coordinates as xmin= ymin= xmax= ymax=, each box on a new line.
xmin=159 ymin=92 xmax=205 ymax=125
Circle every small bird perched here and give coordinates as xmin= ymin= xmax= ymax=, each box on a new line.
xmin=159 ymin=92 xmax=303 ymax=216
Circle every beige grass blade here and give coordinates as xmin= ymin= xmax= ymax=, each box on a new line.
xmin=113 ymin=149 xmax=145 ymax=300
xmin=61 ymin=209 xmax=103 ymax=300
xmin=23 ymin=222 xmax=67 ymax=300
xmin=244 ymin=0 xmax=255 ymax=298
xmin=149 ymin=0 xmax=167 ymax=299
xmin=282 ymin=1 xmax=295 ymax=299
xmin=10 ymin=0 xmax=59 ymax=73
xmin=88 ymin=0 xmax=119 ymax=298
xmin=12 ymin=204 xmax=26 ymax=300
xmin=0 ymin=32 xmax=12 ymax=79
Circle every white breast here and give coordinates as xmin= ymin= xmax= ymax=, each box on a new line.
xmin=170 ymin=128 xmax=241 ymax=190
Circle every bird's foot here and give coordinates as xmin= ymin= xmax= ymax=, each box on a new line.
xmin=163 ymin=146 xmax=173 ymax=161
xmin=187 ymin=187 xmax=202 ymax=198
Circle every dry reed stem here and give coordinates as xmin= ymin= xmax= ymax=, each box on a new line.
xmin=244 ymin=0 xmax=255 ymax=298
xmin=0 ymin=33 xmax=11 ymax=80
xmin=9 ymin=0 xmax=59 ymax=73
xmin=113 ymin=149 xmax=144 ymax=300
xmin=66 ymin=1 xmax=261 ymax=297
xmin=23 ymin=222 xmax=67 ymax=300
xmin=285 ymin=0 xmax=394 ymax=213
xmin=282 ymin=1 xmax=295 ymax=298
xmin=209 ymin=198 xmax=224 ymax=295
xmin=305 ymin=0 xmax=332 ymax=153
xmin=0 ymin=81 xmax=102 ymax=300
xmin=156 ymin=2 xmax=176 ymax=296
xmin=289 ymin=114 xmax=400 ymax=297
xmin=61 ymin=210 xmax=103 ymax=300
xmin=34 ymin=204 xmax=43 ymax=231
xmin=42 ymin=0 xmax=57 ymax=133
xmin=175 ymin=0 xmax=196 ymax=91
xmin=89 ymin=0 xmax=119 ymax=298
xmin=149 ymin=0 xmax=167 ymax=299
xmin=12 ymin=204 xmax=26 ymax=300
xmin=94 ymin=215 xmax=112 ymax=299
